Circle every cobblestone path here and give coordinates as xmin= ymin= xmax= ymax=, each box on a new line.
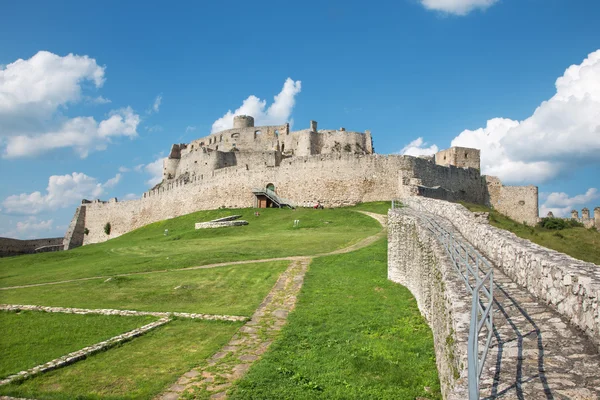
xmin=433 ymin=214 xmax=600 ymax=400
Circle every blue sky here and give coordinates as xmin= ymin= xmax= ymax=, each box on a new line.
xmin=1 ymin=0 xmax=599 ymax=238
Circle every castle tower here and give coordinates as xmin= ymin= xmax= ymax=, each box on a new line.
xmin=582 ymin=208 xmax=590 ymax=220
xmin=310 ymin=120 xmax=318 ymax=132
xmin=233 ymin=115 xmax=254 ymax=129
xmin=594 ymin=207 xmax=600 ymax=229
xmin=571 ymin=210 xmax=579 ymax=220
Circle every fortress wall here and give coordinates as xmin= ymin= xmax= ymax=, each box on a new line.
xmin=485 ymin=176 xmax=539 ymax=226
xmin=63 ymin=205 xmax=86 ymax=250
xmin=189 ymin=124 xmax=287 ymax=154
xmin=410 ymin=157 xmax=487 ymax=204
xmin=403 ymin=196 xmax=600 ymax=351
xmin=79 ymin=154 xmax=491 ymax=246
xmin=0 ymin=237 xmax=64 ymax=257
xmin=80 ymin=154 xmax=414 ymax=244
xmin=388 ymin=209 xmax=470 ymax=399
xmin=315 ymin=130 xmax=372 ymax=155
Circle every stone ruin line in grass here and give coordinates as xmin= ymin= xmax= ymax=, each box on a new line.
xmin=194 ymin=214 xmax=249 ymax=230
xmin=0 ymin=304 xmax=249 ymax=322
xmin=0 ymin=316 xmax=171 ymax=386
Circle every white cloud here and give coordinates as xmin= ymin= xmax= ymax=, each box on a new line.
xmin=0 ymin=50 xmax=105 ymax=122
xmin=419 ymin=0 xmax=499 ymax=15
xmin=3 ymin=107 xmax=140 ymax=158
xmin=211 ymin=78 xmax=301 ymax=133
xmin=118 ymin=166 xmax=130 ymax=173
xmin=145 ymin=125 xmax=163 ymax=133
xmin=144 ymin=158 xmax=165 ymax=186
xmin=16 ymin=217 xmax=54 ymax=236
xmin=399 ymin=137 xmax=439 ymax=156
xmin=147 ymin=95 xmax=162 ymax=114
xmin=134 ymin=163 xmax=145 ymax=172
xmin=450 ymin=49 xmax=600 ymax=184
xmin=540 ymin=188 xmax=599 ymax=217
xmin=0 ymin=51 xmax=140 ymax=158
xmin=185 ymin=125 xmax=196 ymax=133
xmin=2 ymin=172 xmax=121 ymax=215
xmin=123 ymin=193 xmax=139 ymax=200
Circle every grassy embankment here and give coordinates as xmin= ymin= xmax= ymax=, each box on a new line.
xmin=461 ymin=202 xmax=600 ymax=265
xmin=0 ymin=207 xmax=381 ymax=288
xmin=223 ymin=238 xmax=441 ymax=400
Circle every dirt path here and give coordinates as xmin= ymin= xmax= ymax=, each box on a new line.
xmin=155 ymin=211 xmax=387 ymax=400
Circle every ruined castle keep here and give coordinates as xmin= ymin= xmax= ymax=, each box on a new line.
xmin=63 ymin=115 xmax=544 ymax=248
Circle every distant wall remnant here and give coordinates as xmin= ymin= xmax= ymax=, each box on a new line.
xmin=0 ymin=237 xmax=64 ymax=258
xmin=566 ymin=207 xmax=600 ymax=229
xmin=434 ymin=147 xmax=480 ymax=171
xmin=63 ymin=205 xmax=87 ymax=250
xmin=485 ymin=176 xmax=539 ymax=226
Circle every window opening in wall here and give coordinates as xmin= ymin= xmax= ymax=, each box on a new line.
xmin=220 ymin=135 xmax=223 ymax=142
xmin=216 ymin=145 xmax=219 ymax=151
xmin=266 ymin=183 xmax=275 ymax=192
xmin=465 ymin=152 xmax=468 ymax=158
xmin=281 ymin=143 xmax=285 ymax=153
xmin=275 ymin=130 xmax=280 ymax=137
xmin=254 ymin=130 xmax=262 ymax=139
xmin=231 ymin=133 xmax=239 ymax=139
xmin=518 ymin=200 xmax=525 ymax=206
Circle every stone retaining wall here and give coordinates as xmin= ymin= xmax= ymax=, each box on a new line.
xmin=0 ymin=237 xmax=64 ymax=258
xmin=387 ymin=209 xmax=470 ymax=399
xmin=403 ymin=196 xmax=600 ymax=350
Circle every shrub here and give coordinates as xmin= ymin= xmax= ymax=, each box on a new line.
xmin=104 ymin=222 xmax=111 ymax=235
xmin=539 ymin=217 xmax=583 ymax=230
xmin=84 ymin=228 xmax=89 ymax=235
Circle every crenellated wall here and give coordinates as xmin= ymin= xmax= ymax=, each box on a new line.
xmin=485 ymin=176 xmax=539 ymax=226
xmin=76 ymin=153 xmax=491 ymax=245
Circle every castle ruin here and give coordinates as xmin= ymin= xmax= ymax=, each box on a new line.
xmin=51 ymin=116 xmax=594 ymax=248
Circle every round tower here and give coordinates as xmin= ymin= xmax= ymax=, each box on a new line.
xmin=233 ymin=115 xmax=255 ymax=129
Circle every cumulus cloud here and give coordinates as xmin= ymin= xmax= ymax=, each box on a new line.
xmin=16 ymin=217 xmax=54 ymax=236
xmin=3 ymin=107 xmax=140 ymax=158
xmin=185 ymin=126 xmax=196 ymax=133
xmin=144 ymin=157 xmax=165 ymax=186
xmin=211 ymin=78 xmax=301 ymax=133
xmin=0 ymin=51 xmax=140 ymax=158
xmin=419 ymin=0 xmax=499 ymax=15
xmin=2 ymin=172 xmax=121 ymax=215
xmin=450 ymin=50 xmax=600 ymax=184
xmin=540 ymin=188 xmax=599 ymax=217
xmin=399 ymin=137 xmax=439 ymax=156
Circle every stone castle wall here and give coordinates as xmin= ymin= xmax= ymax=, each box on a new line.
xmin=0 ymin=237 xmax=64 ymax=258
xmin=77 ymin=153 xmax=490 ymax=245
xmin=485 ymin=176 xmax=539 ymax=226
xmin=403 ymin=196 xmax=600 ymax=350
xmin=388 ymin=209 xmax=470 ymax=399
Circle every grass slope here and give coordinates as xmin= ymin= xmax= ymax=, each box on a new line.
xmin=0 ymin=319 xmax=242 ymax=400
xmin=0 ymin=208 xmax=380 ymax=288
xmin=227 ymin=238 xmax=441 ymax=400
xmin=0 ymin=311 xmax=156 ymax=379
xmin=461 ymin=202 xmax=600 ymax=265
xmin=0 ymin=261 xmax=289 ymax=316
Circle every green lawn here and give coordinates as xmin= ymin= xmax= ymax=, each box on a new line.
xmin=347 ymin=201 xmax=393 ymax=215
xmin=0 ymin=261 xmax=289 ymax=316
xmin=0 ymin=208 xmax=381 ymax=288
xmin=0 ymin=319 xmax=242 ymax=400
xmin=0 ymin=311 xmax=156 ymax=379
xmin=226 ymin=238 xmax=441 ymax=400
xmin=460 ymin=202 xmax=600 ymax=265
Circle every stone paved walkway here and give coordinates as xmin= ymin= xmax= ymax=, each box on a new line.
xmin=431 ymin=213 xmax=600 ymax=400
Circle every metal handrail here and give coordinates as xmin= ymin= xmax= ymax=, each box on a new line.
xmin=392 ymin=203 xmax=493 ymax=399
xmin=422 ymin=215 xmax=493 ymax=399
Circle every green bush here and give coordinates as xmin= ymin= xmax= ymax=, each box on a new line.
xmin=103 ymin=222 xmax=111 ymax=235
xmin=83 ymin=228 xmax=89 ymax=235
xmin=538 ymin=217 xmax=583 ymax=230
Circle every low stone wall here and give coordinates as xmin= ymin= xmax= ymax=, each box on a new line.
xmin=195 ymin=220 xmax=248 ymax=229
xmin=388 ymin=209 xmax=470 ymax=399
xmin=403 ymin=196 xmax=600 ymax=350
xmin=0 ymin=237 xmax=64 ymax=258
